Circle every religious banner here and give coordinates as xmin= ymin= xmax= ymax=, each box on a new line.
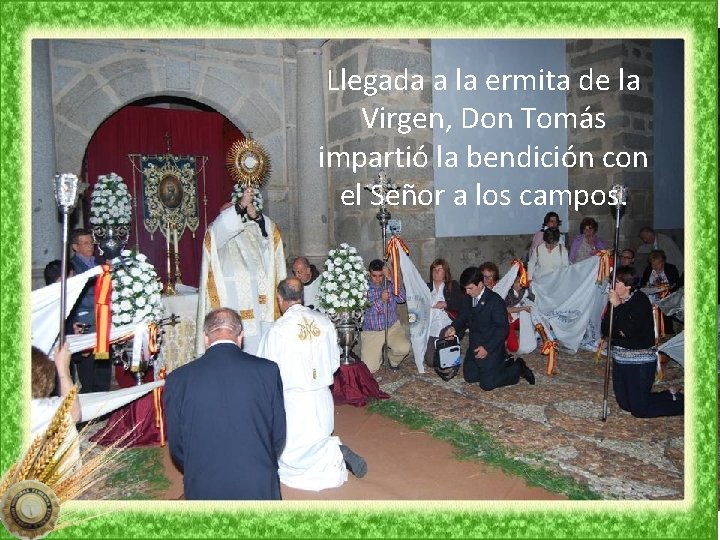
xmin=137 ymin=152 xmax=204 ymax=292
xmin=140 ymin=154 xmax=200 ymax=239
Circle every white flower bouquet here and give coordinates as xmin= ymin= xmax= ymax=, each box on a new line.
xmin=231 ymin=184 xmax=263 ymax=222
xmin=318 ymin=243 xmax=369 ymax=316
xmin=110 ymin=249 xmax=164 ymax=325
xmin=89 ymin=172 xmax=132 ymax=227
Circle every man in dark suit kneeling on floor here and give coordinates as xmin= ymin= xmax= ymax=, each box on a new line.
xmin=164 ymin=307 xmax=287 ymax=500
xmin=443 ymin=267 xmax=535 ymax=390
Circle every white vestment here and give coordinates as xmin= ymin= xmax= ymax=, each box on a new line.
xmin=257 ymin=304 xmax=347 ymax=491
xmin=196 ymin=207 xmax=286 ymax=356
xmin=303 ymin=278 xmax=321 ymax=309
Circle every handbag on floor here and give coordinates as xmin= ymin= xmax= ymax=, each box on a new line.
xmin=434 ymin=336 xmax=461 ymax=381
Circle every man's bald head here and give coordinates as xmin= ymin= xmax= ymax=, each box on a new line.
xmin=277 ymin=278 xmax=304 ymax=312
xmin=203 ymin=308 xmax=244 ymax=347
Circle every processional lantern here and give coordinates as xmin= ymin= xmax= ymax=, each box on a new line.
xmin=601 ymin=183 xmax=628 ymax=422
xmin=53 ymin=173 xmax=81 ymax=346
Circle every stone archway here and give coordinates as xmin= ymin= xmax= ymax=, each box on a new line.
xmin=50 ymin=39 xmax=287 ymax=175
xmin=32 ymin=38 xmax=296 ymax=277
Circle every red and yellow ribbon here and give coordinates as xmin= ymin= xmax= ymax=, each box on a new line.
xmin=653 ymin=304 xmax=665 ymax=338
xmin=595 ymin=250 xmax=612 ymax=283
xmin=384 ymin=235 xmax=410 ymax=296
xmin=94 ymin=264 xmax=113 ymax=359
xmin=148 ymin=323 xmax=159 ymax=354
xmin=153 ymin=367 xmax=167 ymax=447
xmin=541 ymin=340 xmax=558 ymax=376
xmin=534 ymin=323 xmax=557 ymax=376
xmin=509 ymin=258 xmax=528 ymax=288
xmin=595 ymin=336 xmax=606 ymax=363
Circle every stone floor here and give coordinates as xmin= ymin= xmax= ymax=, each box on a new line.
xmin=372 ymin=344 xmax=685 ymax=500
xmin=76 ymin=341 xmax=685 ymax=501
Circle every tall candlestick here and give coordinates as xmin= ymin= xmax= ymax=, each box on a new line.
xmin=173 ymin=228 xmax=183 ymax=285
xmin=163 ymin=228 xmax=175 ymax=295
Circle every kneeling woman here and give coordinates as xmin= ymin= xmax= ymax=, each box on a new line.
xmin=601 ymin=266 xmax=683 ymax=418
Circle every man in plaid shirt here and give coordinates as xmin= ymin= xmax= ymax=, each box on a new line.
xmin=360 ymin=259 xmax=411 ymax=373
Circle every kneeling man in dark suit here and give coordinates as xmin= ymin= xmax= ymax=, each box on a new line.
xmin=164 ymin=307 xmax=287 ymax=500
xmin=443 ymin=267 xmax=535 ymax=390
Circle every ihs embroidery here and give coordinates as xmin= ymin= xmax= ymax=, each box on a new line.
xmin=297 ymin=317 xmax=321 ymax=341
xmin=297 ymin=317 xmax=322 ymax=379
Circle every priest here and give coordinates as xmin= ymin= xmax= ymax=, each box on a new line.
xmin=196 ymin=186 xmax=286 ymax=356
xmin=257 ymin=278 xmax=367 ymax=490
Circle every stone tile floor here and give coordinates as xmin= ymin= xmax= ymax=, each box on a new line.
xmin=76 ymin=342 xmax=687 ymax=501
xmin=373 ymin=345 xmax=685 ymax=500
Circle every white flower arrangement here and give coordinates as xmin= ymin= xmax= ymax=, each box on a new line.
xmin=318 ymin=243 xmax=369 ymax=315
xmin=231 ymin=184 xmax=263 ymax=222
xmin=89 ymin=172 xmax=132 ymax=227
xmin=110 ymin=249 xmax=164 ymax=325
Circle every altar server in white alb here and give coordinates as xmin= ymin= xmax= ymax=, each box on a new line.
xmin=257 ymin=278 xmax=367 ymax=491
xmin=196 ymin=186 xmax=286 ymax=356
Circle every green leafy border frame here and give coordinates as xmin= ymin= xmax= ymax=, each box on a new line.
xmin=1 ymin=1 xmax=716 ymax=538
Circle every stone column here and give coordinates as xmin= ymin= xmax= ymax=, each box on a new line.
xmin=31 ymin=39 xmax=62 ymax=286
xmin=566 ymin=39 xmax=655 ymax=250
xmin=295 ymin=39 xmax=329 ymax=264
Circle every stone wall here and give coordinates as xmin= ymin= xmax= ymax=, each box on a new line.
xmin=32 ymin=38 xmax=680 ymax=288
xmin=323 ymin=38 xmax=680 ymax=279
xmin=324 ymin=39 xmax=438 ymax=270
xmin=565 ymin=39 xmax=656 ymax=252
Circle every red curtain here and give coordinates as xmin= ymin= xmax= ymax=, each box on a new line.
xmin=83 ymin=105 xmax=244 ymax=287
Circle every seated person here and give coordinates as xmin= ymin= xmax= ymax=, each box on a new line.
xmin=425 ymin=258 xmax=466 ymax=369
xmin=618 ymin=249 xmax=640 ymax=287
xmin=527 ymin=227 xmax=569 ymax=280
xmin=443 ymin=267 xmax=535 ymax=390
xmin=636 ymin=226 xmax=683 ymax=277
xmin=640 ymin=249 xmax=681 ymax=299
xmin=640 ymin=249 xmax=681 ymax=333
xmin=31 ymin=343 xmax=81 ymax=470
xmin=569 ymin=217 xmax=606 ymax=263
xmin=601 ymin=266 xmax=683 ymax=418
xmin=361 ymin=259 xmax=411 ymax=372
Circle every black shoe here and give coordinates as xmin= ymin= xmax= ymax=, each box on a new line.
xmin=340 ymin=444 xmax=367 ymax=478
xmin=517 ymin=358 xmax=535 ymax=385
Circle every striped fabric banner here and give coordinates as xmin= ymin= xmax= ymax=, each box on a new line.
xmin=94 ymin=264 xmax=113 ymax=359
